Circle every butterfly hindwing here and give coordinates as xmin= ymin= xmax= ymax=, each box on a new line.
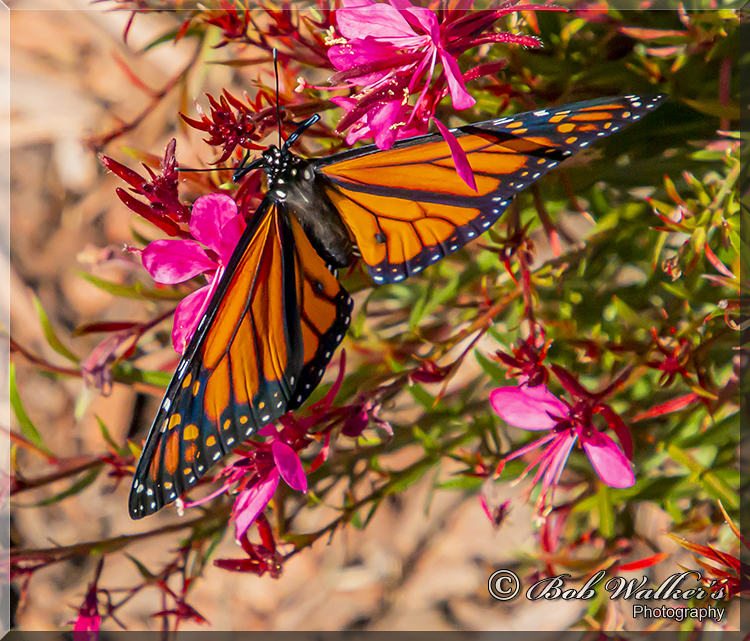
xmin=129 ymin=201 xmax=352 ymax=519
xmin=316 ymin=94 xmax=664 ymax=284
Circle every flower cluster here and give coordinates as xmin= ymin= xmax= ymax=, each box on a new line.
xmin=668 ymin=502 xmax=750 ymax=601
xmin=141 ymin=193 xmax=246 ymax=353
xmin=101 ymin=140 xmax=190 ymax=238
xmin=323 ymin=0 xmax=552 ymax=147
xmin=71 ymin=559 xmax=103 ymax=641
xmin=304 ymin=0 xmax=560 ymax=186
xmin=181 ymin=91 xmax=277 ymax=164
xmin=491 ymin=362 xmax=635 ymax=510
xmin=182 ymin=350 xmax=391 ymax=569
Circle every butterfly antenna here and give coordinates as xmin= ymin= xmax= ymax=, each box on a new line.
xmin=177 ymin=166 xmax=229 ymax=174
xmin=274 ymin=48 xmax=282 ymax=147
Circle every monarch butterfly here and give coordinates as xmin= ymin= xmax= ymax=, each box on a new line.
xmin=129 ymin=93 xmax=665 ymax=519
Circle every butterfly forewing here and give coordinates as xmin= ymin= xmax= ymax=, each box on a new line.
xmin=317 ymin=94 xmax=664 ymax=284
xmin=129 ymin=202 xmax=352 ymax=519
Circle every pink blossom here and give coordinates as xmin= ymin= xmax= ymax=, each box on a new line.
xmin=317 ymin=0 xmax=559 ymax=187
xmin=141 ymin=193 xmax=245 ymax=353
xmin=72 ymin=559 xmax=103 ymax=641
xmin=232 ymin=426 xmax=308 ymax=541
xmin=179 ymin=352 xmax=391 ymax=545
xmin=491 ymin=380 xmax=635 ymax=507
xmin=74 ymin=612 xmax=100 ymax=641
xmin=330 ymin=0 xmax=476 ymax=112
xmin=179 ymin=423 xmax=308 ymax=543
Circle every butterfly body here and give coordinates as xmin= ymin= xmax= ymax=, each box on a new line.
xmin=259 ymin=145 xmax=355 ymax=268
xmin=129 ymin=94 xmax=664 ymax=519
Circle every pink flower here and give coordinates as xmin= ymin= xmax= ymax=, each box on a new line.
xmin=317 ymin=0 xmax=559 ymax=187
xmin=180 ymin=423 xmax=309 ymax=542
xmin=330 ymin=0 xmax=476 ymax=128
xmin=232 ymin=425 xmax=308 ymax=541
xmin=491 ymin=380 xmax=635 ymax=507
xmin=141 ymin=193 xmax=245 ymax=353
xmin=102 ymin=139 xmax=190 ymax=238
xmin=72 ymin=559 xmax=103 ymax=641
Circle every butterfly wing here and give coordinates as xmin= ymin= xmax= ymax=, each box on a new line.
xmin=129 ymin=200 xmax=352 ymax=519
xmin=315 ymin=94 xmax=664 ymax=284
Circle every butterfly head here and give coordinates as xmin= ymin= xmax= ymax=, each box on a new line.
xmin=262 ymin=145 xmax=283 ymax=169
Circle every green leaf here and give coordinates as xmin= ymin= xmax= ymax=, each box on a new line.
xmin=436 ymin=475 xmax=484 ymax=491
xmin=140 ymin=25 xmax=204 ymax=53
xmin=666 ymin=443 xmax=739 ymax=509
xmin=660 ymin=281 xmax=690 ymax=300
xmin=350 ymin=509 xmax=365 ymax=529
xmin=408 ymin=270 xmax=461 ymax=330
xmin=113 ymin=363 xmax=172 ymax=388
xmin=407 ymin=384 xmax=446 ymax=413
xmin=573 ymin=476 xmax=686 ymax=511
xmin=9 ymin=363 xmax=53 ymax=458
xmin=361 ymin=501 xmax=381 ymax=528
xmin=129 ymin=440 xmax=143 ymax=459
xmin=474 ymin=350 xmax=506 ymax=385
xmin=77 ymin=272 xmax=186 ymax=301
xmin=125 ymin=553 xmax=156 ymax=580
xmin=412 ymin=425 xmax=438 ymax=453
xmin=386 ymin=459 xmax=433 ymax=495
xmin=32 ymin=295 xmax=79 ymax=363
xmin=681 ymin=98 xmax=741 ymax=121
xmin=95 ymin=415 xmax=129 ymax=457
xmin=35 ymin=466 xmax=102 ymax=506
xmin=676 ymin=411 xmax=739 ymax=449
xmin=652 ymin=231 xmax=669 ymax=273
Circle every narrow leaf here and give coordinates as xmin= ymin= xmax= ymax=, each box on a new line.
xmin=32 ymin=295 xmax=80 ymax=363
xmin=35 ymin=465 xmax=102 ymax=506
xmin=9 ymin=363 xmax=54 ymax=458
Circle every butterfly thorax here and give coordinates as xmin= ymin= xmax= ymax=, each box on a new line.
xmin=263 ymin=145 xmax=353 ymax=268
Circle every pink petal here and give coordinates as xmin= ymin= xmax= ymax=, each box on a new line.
xmin=330 ymin=97 xmax=375 ymax=144
xmin=258 ymin=424 xmax=279 ymax=437
xmin=439 ymin=50 xmax=476 ymax=110
xmin=540 ymin=431 xmax=577 ymax=496
xmin=328 ymin=40 xmax=402 ymax=77
xmin=490 ymin=384 xmax=568 ymax=430
xmin=371 ymin=101 xmax=408 ymax=149
xmin=171 ymin=284 xmax=211 ymax=353
xmin=141 ymin=239 xmax=215 ymax=284
xmin=233 ymin=470 xmax=280 ymax=541
xmin=433 ymin=118 xmax=476 ymax=192
xmin=189 ymin=193 xmax=240 ymax=253
xmin=581 ymin=430 xmax=636 ymax=488
xmin=504 ymin=432 xmax=557 ymax=463
xmin=341 ymin=0 xmax=375 ymax=8
xmin=74 ymin=615 xmax=100 ymax=634
xmin=396 ymin=2 xmax=439 ymax=41
xmin=217 ymin=213 xmax=246 ymax=265
xmin=272 ymin=441 xmax=307 ymax=492
xmin=74 ymin=615 xmax=101 ymax=641
xmin=395 ymin=121 xmax=429 ymax=140
xmin=337 ymin=3 xmax=420 ymax=42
